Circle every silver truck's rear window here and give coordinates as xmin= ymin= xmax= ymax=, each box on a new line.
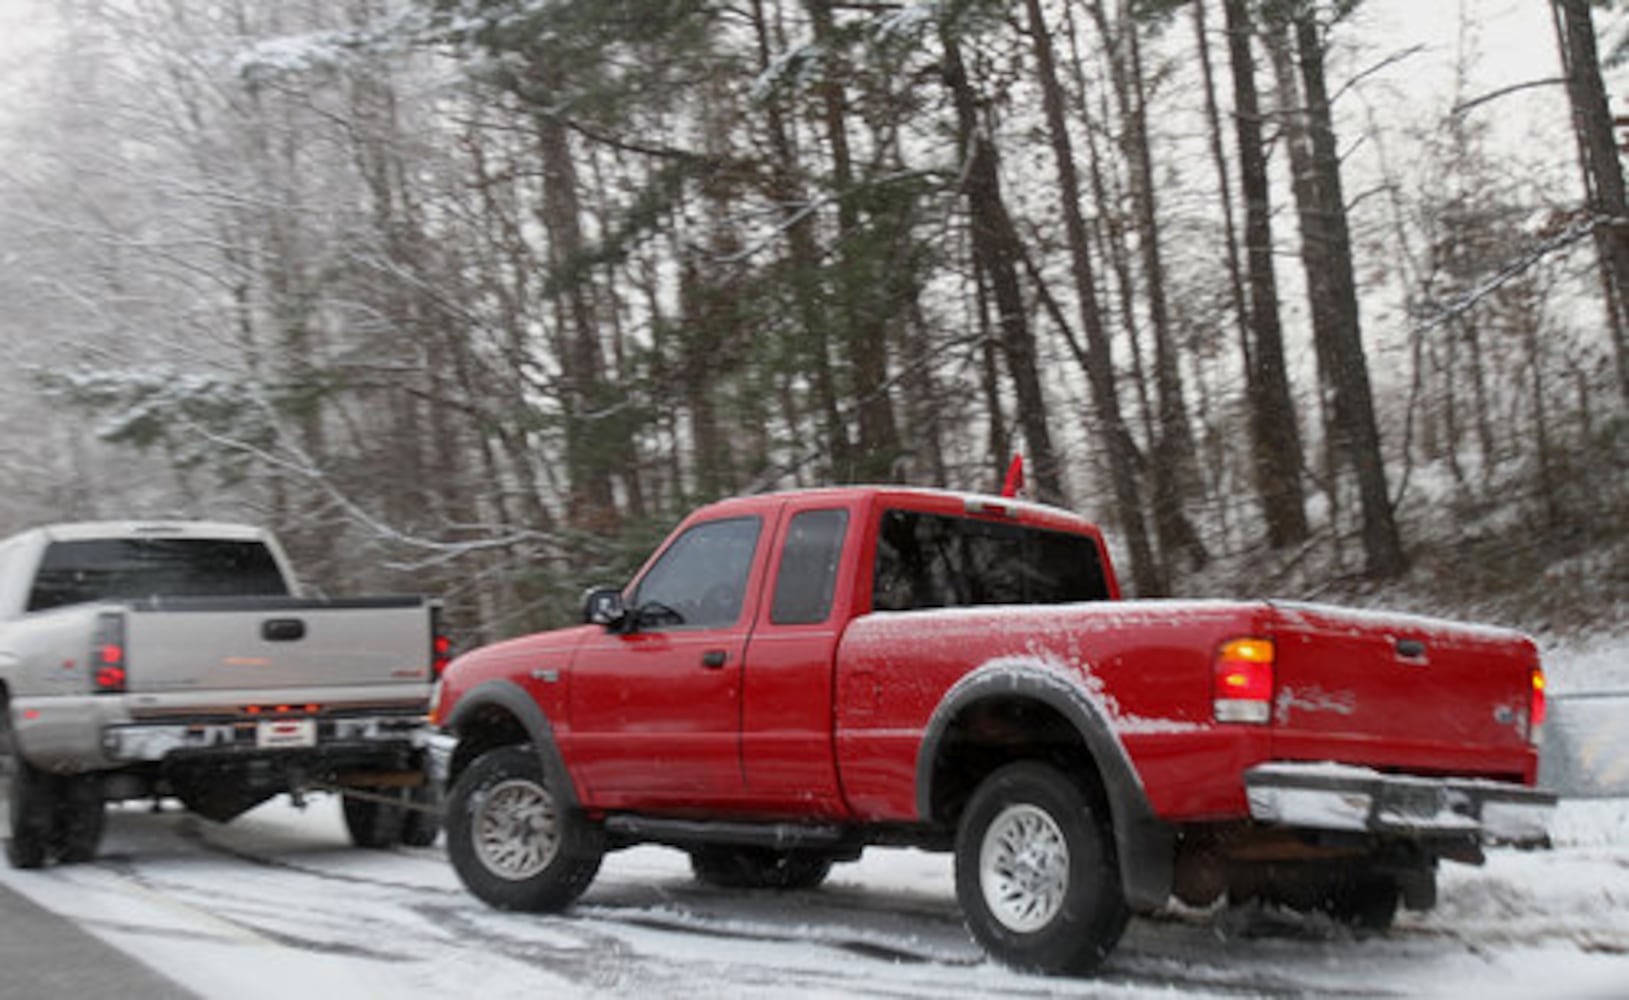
xmin=27 ymin=538 xmax=289 ymax=612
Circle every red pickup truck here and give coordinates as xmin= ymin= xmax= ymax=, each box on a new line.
xmin=429 ymin=487 xmax=1553 ymax=974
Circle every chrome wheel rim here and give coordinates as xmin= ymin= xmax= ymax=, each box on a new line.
xmin=979 ymin=803 xmax=1070 ymax=933
xmin=472 ymin=778 xmax=560 ymax=881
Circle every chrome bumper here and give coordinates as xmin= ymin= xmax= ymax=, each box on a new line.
xmin=424 ymin=731 xmax=458 ymax=787
xmin=102 ymin=714 xmax=428 ymax=762
xmin=1244 ymin=762 xmax=1556 ymax=847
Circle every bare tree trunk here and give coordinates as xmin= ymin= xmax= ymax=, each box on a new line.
xmin=1221 ymin=0 xmax=1310 ymax=549
xmin=749 ymin=0 xmax=850 ymax=481
xmin=1552 ymin=0 xmax=1629 ymax=408
xmin=1195 ymin=0 xmax=1252 ymax=375
xmin=901 ymin=297 xmax=950 ymax=486
xmin=976 ymin=270 xmax=1013 ymax=488
xmin=1019 ymin=0 xmax=1161 ymax=593
xmin=1097 ymin=2 xmax=1208 ymax=577
xmin=807 ymin=0 xmax=903 ymax=483
xmin=941 ymin=26 xmax=1066 ymax=507
xmin=677 ymin=258 xmax=737 ymax=499
xmin=1290 ymin=11 xmax=1407 ymax=578
xmin=535 ymin=107 xmax=618 ymax=532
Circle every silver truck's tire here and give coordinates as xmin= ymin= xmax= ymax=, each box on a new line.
xmin=343 ymin=786 xmax=440 ymax=848
xmin=446 ymin=746 xmax=602 ymax=911
xmin=343 ymin=785 xmax=440 ymax=849
xmin=3 ymin=715 xmax=55 ymax=870
xmin=398 ymin=785 xmax=441 ymax=848
xmin=954 ymin=762 xmax=1130 ymax=975
xmin=342 ymin=793 xmax=404 ymax=848
xmin=52 ymin=774 xmax=105 ymax=864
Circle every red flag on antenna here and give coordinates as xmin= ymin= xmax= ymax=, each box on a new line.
xmin=1000 ymin=454 xmax=1025 ymax=498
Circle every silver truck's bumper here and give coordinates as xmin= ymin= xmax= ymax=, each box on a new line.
xmin=424 ymin=732 xmax=457 ymax=788
xmin=102 ymin=714 xmax=427 ymax=762
xmin=1244 ymin=762 xmax=1556 ymax=847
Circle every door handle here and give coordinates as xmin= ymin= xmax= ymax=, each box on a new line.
xmin=261 ymin=619 xmax=306 ymax=642
xmin=701 ymin=650 xmax=728 ymax=669
xmin=1395 ymin=638 xmax=1427 ymax=660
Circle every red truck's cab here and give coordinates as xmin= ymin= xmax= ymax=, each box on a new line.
xmin=430 ymin=487 xmax=1553 ymax=975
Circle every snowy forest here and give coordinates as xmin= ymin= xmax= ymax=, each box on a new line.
xmin=0 ymin=0 xmax=1624 ymax=647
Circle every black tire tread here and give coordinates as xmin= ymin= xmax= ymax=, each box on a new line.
xmin=954 ymin=761 xmax=1130 ymax=975
xmin=343 ymin=793 xmax=404 ymax=849
xmin=445 ymin=745 xmax=602 ymax=912
xmin=3 ymin=712 xmax=54 ymax=870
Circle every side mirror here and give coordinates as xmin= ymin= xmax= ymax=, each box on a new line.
xmin=583 ymin=587 xmax=628 ymax=629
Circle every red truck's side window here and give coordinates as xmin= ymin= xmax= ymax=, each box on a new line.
xmin=770 ymin=509 xmax=848 ymax=625
xmin=627 ymin=516 xmax=761 ymax=629
xmin=872 ymin=509 xmax=1109 ymax=611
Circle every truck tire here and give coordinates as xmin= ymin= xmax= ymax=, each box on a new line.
xmin=52 ymin=774 xmax=106 ymax=864
xmin=954 ymin=761 xmax=1130 ymax=975
xmin=1228 ymin=861 xmax=1401 ymax=932
xmin=342 ymin=793 xmax=405 ymax=849
xmin=5 ymin=758 xmax=56 ymax=870
xmin=1326 ymin=872 xmax=1400 ymax=932
xmin=344 ymin=786 xmax=440 ymax=848
xmin=2 ymin=710 xmax=55 ymax=869
xmin=399 ymin=786 xmax=441 ymax=848
xmin=689 ymin=846 xmax=833 ymax=891
xmin=445 ymin=746 xmax=602 ymax=911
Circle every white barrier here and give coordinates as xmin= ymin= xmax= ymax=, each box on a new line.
xmin=1539 ymin=693 xmax=1629 ymax=798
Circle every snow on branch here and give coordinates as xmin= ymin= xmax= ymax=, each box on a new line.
xmin=186 ymin=390 xmax=559 ymax=570
xmin=1405 ymin=212 xmax=1604 ymax=334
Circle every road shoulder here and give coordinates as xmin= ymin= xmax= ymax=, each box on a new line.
xmin=0 ymin=879 xmax=194 ymax=1000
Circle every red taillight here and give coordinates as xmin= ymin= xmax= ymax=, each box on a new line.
xmin=1214 ymin=637 xmax=1274 ymax=724
xmin=431 ymin=606 xmax=453 ymax=678
xmin=1529 ymin=666 xmax=1547 ymax=744
xmin=92 ymin=612 xmax=127 ymax=694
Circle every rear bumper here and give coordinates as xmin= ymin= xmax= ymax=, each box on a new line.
xmin=424 ymin=731 xmax=457 ymax=788
xmin=102 ymin=713 xmax=429 ymax=763
xmin=1244 ymin=762 xmax=1556 ymax=847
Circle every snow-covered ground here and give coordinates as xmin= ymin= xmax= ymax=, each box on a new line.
xmin=1 ymin=795 xmax=1626 ymax=999
xmin=0 ymin=791 xmax=1615 ymax=996
xmin=2 ymin=633 xmax=1626 ymax=999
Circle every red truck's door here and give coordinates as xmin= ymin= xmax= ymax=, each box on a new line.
xmin=569 ymin=513 xmax=774 ymax=806
xmin=737 ymin=501 xmax=860 ymax=814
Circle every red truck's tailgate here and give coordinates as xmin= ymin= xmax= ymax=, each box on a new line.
xmin=1267 ymin=602 xmax=1540 ymax=783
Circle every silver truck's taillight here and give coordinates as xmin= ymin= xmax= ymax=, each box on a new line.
xmin=91 ymin=611 xmax=127 ymax=694
xmin=431 ymin=604 xmax=453 ymax=679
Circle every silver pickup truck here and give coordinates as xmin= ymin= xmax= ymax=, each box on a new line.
xmin=0 ymin=521 xmax=447 ymax=868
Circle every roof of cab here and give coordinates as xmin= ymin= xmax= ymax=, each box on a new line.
xmin=28 ymin=521 xmax=271 ymax=543
xmin=680 ymin=486 xmax=1098 ymax=535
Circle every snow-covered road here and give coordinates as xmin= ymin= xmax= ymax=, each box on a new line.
xmin=2 ymin=793 xmax=1627 ymax=999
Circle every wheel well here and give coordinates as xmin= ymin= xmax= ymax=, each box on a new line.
xmin=448 ymin=702 xmax=531 ymax=786
xmin=927 ymin=695 xmax=1110 ymax=830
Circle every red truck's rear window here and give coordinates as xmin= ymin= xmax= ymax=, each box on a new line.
xmin=872 ymin=509 xmax=1109 ymax=611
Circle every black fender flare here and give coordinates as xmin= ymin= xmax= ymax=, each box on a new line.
xmin=914 ymin=661 xmax=1174 ymax=912
xmin=442 ymin=679 xmax=580 ymax=809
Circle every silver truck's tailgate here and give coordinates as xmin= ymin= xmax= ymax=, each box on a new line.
xmin=122 ymin=597 xmax=433 ymax=703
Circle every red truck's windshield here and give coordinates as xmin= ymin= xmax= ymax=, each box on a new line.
xmin=26 ymin=538 xmax=289 ymax=612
